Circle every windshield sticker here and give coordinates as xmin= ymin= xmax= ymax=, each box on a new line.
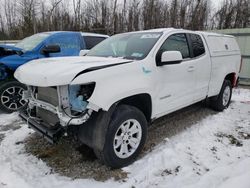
xmin=131 ymin=53 xmax=144 ymax=57
xmin=140 ymin=34 xmax=161 ymax=39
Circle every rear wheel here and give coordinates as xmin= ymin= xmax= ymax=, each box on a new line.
xmin=94 ymin=105 xmax=148 ymax=168
xmin=210 ymin=80 xmax=232 ymax=111
xmin=0 ymin=81 xmax=27 ymax=113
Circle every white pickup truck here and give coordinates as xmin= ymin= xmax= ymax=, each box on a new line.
xmin=14 ymin=28 xmax=241 ymax=168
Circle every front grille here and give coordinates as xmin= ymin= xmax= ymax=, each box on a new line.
xmin=36 ymin=87 xmax=59 ymax=127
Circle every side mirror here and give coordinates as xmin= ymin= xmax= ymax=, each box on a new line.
xmin=79 ymin=49 xmax=89 ymax=56
xmin=41 ymin=45 xmax=61 ymax=55
xmin=157 ymin=51 xmax=183 ymax=66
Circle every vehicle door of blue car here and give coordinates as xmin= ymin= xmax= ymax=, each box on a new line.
xmin=43 ymin=33 xmax=81 ymax=57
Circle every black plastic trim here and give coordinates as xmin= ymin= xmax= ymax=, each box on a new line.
xmin=242 ymin=55 xmax=250 ymax=59
xmin=186 ymin=33 xmax=194 ymax=58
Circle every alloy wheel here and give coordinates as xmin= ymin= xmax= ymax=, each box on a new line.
xmin=113 ymin=119 xmax=142 ymax=159
xmin=1 ymin=86 xmax=26 ymax=110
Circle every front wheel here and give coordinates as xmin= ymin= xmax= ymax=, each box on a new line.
xmin=210 ymin=80 xmax=232 ymax=111
xmin=94 ymin=105 xmax=148 ymax=168
xmin=0 ymin=81 xmax=27 ymax=113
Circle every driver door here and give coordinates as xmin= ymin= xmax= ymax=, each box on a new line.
xmin=154 ymin=33 xmax=196 ymax=116
xmin=44 ymin=33 xmax=81 ymax=57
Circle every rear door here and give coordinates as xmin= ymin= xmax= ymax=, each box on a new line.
xmin=187 ymin=33 xmax=211 ymax=101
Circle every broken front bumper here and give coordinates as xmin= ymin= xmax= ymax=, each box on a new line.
xmin=20 ymin=111 xmax=64 ymax=143
xmin=23 ymin=86 xmax=92 ymax=127
xmin=28 ymin=97 xmax=92 ymax=126
xmin=20 ymin=85 xmax=96 ymax=143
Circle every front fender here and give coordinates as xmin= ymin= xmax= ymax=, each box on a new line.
xmin=90 ymin=85 xmax=153 ymax=111
xmin=71 ymin=62 xmax=155 ymax=111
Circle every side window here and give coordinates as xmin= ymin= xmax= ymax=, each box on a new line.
xmin=189 ymin=34 xmax=205 ymax=57
xmin=160 ymin=33 xmax=190 ymax=59
xmin=47 ymin=34 xmax=80 ymax=56
xmin=84 ymin=36 xmax=106 ymax=50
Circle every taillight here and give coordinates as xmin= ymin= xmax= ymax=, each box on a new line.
xmin=239 ymin=56 xmax=243 ymax=73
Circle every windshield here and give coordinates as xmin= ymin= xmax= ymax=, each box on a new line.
xmin=15 ymin=33 xmax=51 ymax=51
xmin=87 ymin=32 xmax=162 ymax=60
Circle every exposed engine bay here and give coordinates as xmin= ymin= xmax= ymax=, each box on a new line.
xmin=22 ymin=83 xmax=95 ymax=128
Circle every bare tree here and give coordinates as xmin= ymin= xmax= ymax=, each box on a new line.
xmin=0 ymin=0 xmax=249 ymax=40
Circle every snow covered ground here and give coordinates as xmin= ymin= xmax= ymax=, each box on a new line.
xmin=0 ymin=88 xmax=250 ymax=188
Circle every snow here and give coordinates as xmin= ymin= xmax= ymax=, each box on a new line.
xmin=0 ymin=88 xmax=250 ymax=188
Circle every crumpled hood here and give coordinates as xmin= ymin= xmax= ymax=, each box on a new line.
xmin=0 ymin=44 xmax=23 ymax=52
xmin=14 ymin=56 xmax=132 ymax=87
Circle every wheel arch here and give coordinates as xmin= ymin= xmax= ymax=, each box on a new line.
xmin=225 ymin=72 xmax=237 ymax=88
xmin=116 ymin=93 xmax=152 ymax=122
xmin=0 ymin=63 xmax=15 ymax=81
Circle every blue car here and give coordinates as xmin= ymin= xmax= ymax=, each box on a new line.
xmin=0 ymin=31 xmax=108 ymax=112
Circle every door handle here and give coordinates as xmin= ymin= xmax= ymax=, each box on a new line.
xmin=187 ymin=66 xmax=195 ymax=72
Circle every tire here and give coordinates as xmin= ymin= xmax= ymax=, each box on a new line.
xmin=0 ymin=81 xmax=27 ymax=113
xmin=210 ymin=80 xmax=232 ymax=111
xmin=94 ymin=105 xmax=148 ymax=169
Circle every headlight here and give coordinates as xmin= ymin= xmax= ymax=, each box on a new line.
xmin=0 ymin=64 xmax=8 ymax=80
xmin=69 ymin=83 xmax=95 ymax=113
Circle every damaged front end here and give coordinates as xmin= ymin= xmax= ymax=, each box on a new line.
xmin=0 ymin=45 xmax=23 ymax=57
xmin=20 ymin=83 xmax=96 ymax=143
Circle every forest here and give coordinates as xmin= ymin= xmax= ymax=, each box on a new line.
xmin=0 ymin=0 xmax=249 ymax=40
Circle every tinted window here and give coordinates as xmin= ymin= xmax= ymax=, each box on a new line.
xmin=189 ymin=34 xmax=205 ymax=57
xmin=84 ymin=36 xmax=107 ymax=50
xmin=160 ymin=34 xmax=190 ymax=59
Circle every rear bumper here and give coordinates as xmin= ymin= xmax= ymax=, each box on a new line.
xmin=19 ymin=111 xmax=64 ymax=143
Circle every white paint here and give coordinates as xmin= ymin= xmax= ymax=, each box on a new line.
xmin=0 ymin=88 xmax=250 ymax=188
xmin=15 ymin=28 xmax=241 ymax=118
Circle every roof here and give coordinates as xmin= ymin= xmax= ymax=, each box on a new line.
xmin=128 ymin=28 xmax=235 ymax=40
xmin=81 ymin=32 xmax=109 ymax=38
xmin=39 ymin=31 xmax=109 ymax=38
xmin=198 ymin=31 xmax=235 ymax=38
xmin=124 ymin=28 xmax=233 ymax=36
xmin=132 ymin=28 xmax=179 ymax=34
xmin=114 ymin=28 xmax=182 ymax=36
xmin=41 ymin=31 xmax=79 ymax=34
xmin=143 ymin=28 xmax=176 ymax=33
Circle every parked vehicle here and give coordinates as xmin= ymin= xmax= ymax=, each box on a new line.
xmin=0 ymin=31 xmax=108 ymax=112
xmin=15 ymin=28 xmax=241 ymax=168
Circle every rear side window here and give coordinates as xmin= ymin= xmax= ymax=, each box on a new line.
xmin=189 ymin=34 xmax=205 ymax=57
xmin=84 ymin=36 xmax=106 ymax=50
xmin=160 ymin=33 xmax=190 ymax=59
